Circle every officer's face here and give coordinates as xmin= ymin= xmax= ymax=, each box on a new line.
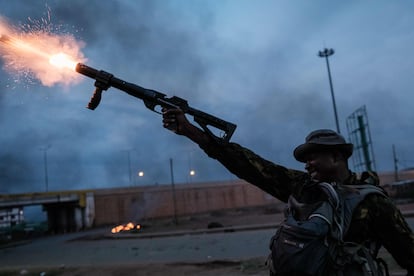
xmin=304 ymin=151 xmax=337 ymax=182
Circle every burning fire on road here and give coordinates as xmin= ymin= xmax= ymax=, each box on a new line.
xmin=111 ymin=222 xmax=142 ymax=234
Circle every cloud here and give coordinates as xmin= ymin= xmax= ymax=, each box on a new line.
xmin=0 ymin=1 xmax=413 ymax=193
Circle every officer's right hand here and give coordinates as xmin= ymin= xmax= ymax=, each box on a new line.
xmin=162 ymin=108 xmax=192 ymax=136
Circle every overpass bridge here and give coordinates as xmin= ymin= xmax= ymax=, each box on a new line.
xmin=0 ymin=191 xmax=95 ymax=233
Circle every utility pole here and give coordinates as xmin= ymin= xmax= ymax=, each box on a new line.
xmin=393 ymin=144 xmax=399 ymax=182
xmin=169 ymin=158 xmax=178 ymax=225
xmin=40 ymin=145 xmax=51 ymax=192
xmin=318 ymin=48 xmax=341 ymax=133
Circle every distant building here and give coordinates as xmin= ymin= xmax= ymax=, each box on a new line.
xmin=0 ymin=207 xmax=24 ymax=228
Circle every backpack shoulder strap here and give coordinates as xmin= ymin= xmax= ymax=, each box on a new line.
xmin=319 ymin=182 xmax=340 ymax=210
xmin=318 ymin=182 xmax=344 ymax=240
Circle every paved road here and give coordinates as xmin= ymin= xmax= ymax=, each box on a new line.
xmin=0 ymin=227 xmax=274 ymax=267
xmin=1 ymin=218 xmax=413 ymax=268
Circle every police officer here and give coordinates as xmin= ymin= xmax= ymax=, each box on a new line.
xmin=162 ymin=108 xmax=414 ymax=275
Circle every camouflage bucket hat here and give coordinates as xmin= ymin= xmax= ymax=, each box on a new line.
xmin=293 ymin=129 xmax=353 ymax=163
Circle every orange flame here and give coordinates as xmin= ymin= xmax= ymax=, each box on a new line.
xmin=0 ymin=16 xmax=86 ymax=86
xmin=111 ymin=222 xmax=142 ymax=234
xmin=49 ymin=53 xmax=77 ymax=71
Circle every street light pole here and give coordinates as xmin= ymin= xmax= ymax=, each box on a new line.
xmin=40 ymin=145 xmax=51 ymax=192
xmin=318 ymin=48 xmax=341 ymax=133
xmin=127 ymin=151 xmax=132 ymax=186
xmin=169 ymin=158 xmax=178 ymax=225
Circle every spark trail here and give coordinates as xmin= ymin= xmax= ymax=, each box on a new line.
xmin=0 ymin=15 xmax=86 ymax=86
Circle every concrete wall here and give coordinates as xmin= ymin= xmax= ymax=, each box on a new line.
xmin=92 ymin=171 xmax=414 ymax=227
xmin=93 ymin=179 xmax=281 ymax=226
xmin=378 ymin=170 xmax=414 ymax=185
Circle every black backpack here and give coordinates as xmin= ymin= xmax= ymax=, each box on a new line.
xmin=267 ymin=182 xmax=389 ymax=276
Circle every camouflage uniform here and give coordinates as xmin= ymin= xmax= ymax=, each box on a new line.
xmin=200 ymin=141 xmax=414 ymax=274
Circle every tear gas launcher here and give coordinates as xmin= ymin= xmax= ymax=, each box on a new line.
xmin=75 ymin=63 xmax=236 ymax=143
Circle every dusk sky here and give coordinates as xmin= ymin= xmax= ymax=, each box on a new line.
xmin=0 ymin=0 xmax=413 ymax=194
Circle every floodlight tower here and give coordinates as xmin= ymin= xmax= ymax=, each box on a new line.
xmin=318 ymin=48 xmax=340 ymax=133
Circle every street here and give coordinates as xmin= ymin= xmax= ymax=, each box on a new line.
xmin=0 ymin=216 xmax=412 ymax=274
xmin=0 ymin=227 xmax=274 ymax=267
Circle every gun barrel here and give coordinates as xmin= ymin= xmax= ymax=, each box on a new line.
xmin=76 ymin=63 xmax=162 ymax=100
